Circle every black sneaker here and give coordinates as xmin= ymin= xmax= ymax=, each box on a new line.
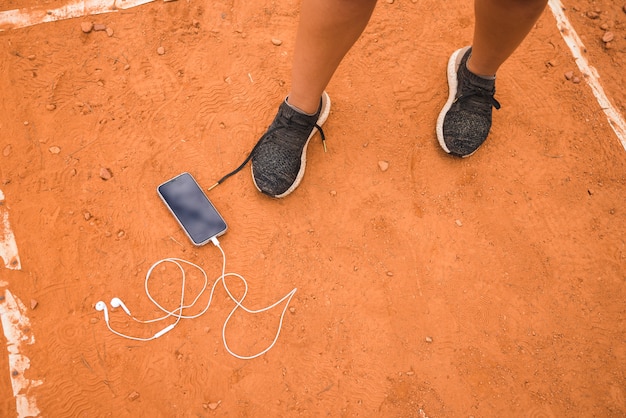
xmin=436 ymin=46 xmax=501 ymax=157
xmin=251 ymin=92 xmax=331 ymax=198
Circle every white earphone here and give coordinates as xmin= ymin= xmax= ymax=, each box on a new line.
xmin=92 ymin=238 xmax=296 ymax=358
xmin=94 ymin=298 xmax=179 ymax=341
xmin=110 ymin=297 xmax=131 ymax=316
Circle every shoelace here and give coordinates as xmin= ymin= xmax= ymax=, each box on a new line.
xmin=455 ymin=83 xmax=501 ymax=111
xmin=208 ymin=123 xmax=326 ymax=191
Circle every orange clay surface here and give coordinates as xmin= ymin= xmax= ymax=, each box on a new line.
xmin=1 ymin=0 xmax=625 ymax=416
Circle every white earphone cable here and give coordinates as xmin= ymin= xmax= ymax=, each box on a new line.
xmin=96 ymin=238 xmax=297 ymax=359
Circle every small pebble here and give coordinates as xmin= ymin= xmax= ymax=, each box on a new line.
xmin=271 ymin=38 xmax=282 ymax=46
xmin=425 ymin=336 xmax=433 ymax=343
xmin=208 ymin=402 xmax=219 ymax=410
xmin=24 ymin=121 xmax=29 ymax=126
xmin=106 ymin=27 xmax=114 ymax=37
xmin=49 ymin=146 xmax=61 ymax=154
xmin=378 ymin=160 xmax=389 ymax=172
xmin=89 ymin=317 xmax=98 ymax=324
xmin=46 ymin=104 xmax=56 ymax=111
xmin=455 ymin=219 xmax=463 ymax=227
xmin=2 ymin=145 xmax=11 ymax=157
xmin=289 ymin=307 xmax=296 ymax=314
xmin=84 ymin=211 xmax=92 ymax=220
xmin=602 ymin=31 xmax=614 ymax=43
xmin=117 ymin=230 xmax=125 ymax=238
xmin=599 ymin=23 xmax=609 ymax=31
xmin=99 ymin=167 xmax=112 ymax=180
xmin=586 ymin=11 xmax=600 ymax=19
xmin=93 ymin=23 xmax=106 ymax=31
xmin=572 ymin=76 xmax=581 ymax=84
xmin=124 ymin=64 xmax=130 ymax=70
xmin=386 ymin=271 xmax=393 ymax=277
xmin=386 ymin=0 xmax=394 ymax=3
xmin=30 ymin=299 xmax=38 ymax=310
xmin=27 ymin=55 xmax=36 ymax=60
xmin=128 ymin=391 xmax=140 ymax=401
xmin=81 ymin=21 xmax=93 ymax=33
xmin=406 ymin=371 xmax=415 ymax=376
xmin=330 ymin=190 xmax=337 ymax=197
xmin=157 ymin=46 xmax=165 ymax=55
xmin=564 ymin=71 xmax=574 ymax=80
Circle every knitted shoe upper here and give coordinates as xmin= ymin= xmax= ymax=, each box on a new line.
xmin=442 ymin=48 xmax=501 ymax=157
xmin=251 ymin=100 xmax=322 ymax=197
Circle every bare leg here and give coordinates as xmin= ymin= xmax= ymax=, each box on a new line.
xmin=287 ymin=0 xmax=377 ymax=114
xmin=469 ymin=0 xmax=548 ymax=77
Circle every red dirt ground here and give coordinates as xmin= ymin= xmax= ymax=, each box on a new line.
xmin=1 ymin=0 xmax=625 ymax=416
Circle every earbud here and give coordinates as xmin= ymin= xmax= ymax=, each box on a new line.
xmin=95 ymin=301 xmax=109 ymax=322
xmin=110 ymin=297 xmax=131 ymax=316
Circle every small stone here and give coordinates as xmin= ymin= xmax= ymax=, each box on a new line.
xmin=93 ymin=23 xmax=106 ymax=31
xmin=157 ymin=46 xmax=165 ymax=55
xmin=572 ymin=76 xmax=581 ymax=84
xmin=208 ymin=402 xmax=219 ymax=410
xmin=289 ymin=307 xmax=296 ymax=314
xmin=117 ymin=230 xmax=125 ymax=238
xmin=90 ymin=317 xmax=99 ymax=324
xmin=99 ymin=167 xmax=112 ymax=180
xmin=192 ymin=19 xmax=200 ymax=28
xmin=46 ymin=104 xmax=56 ymax=111
xmin=49 ymin=146 xmax=61 ymax=154
xmin=128 ymin=391 xmax=140 ymax=401
xmin=23 ymin=121 xmax=29 ymax=126
xmin=30 ymin=299 xmax=38 ymax=310
xmin=406 ymin=371 xmax=415 ymax=376
xmin=564 ymin=71 xmax=574 ymax=80
xmin=124 ymin=64 xmax=130 ymax=70
xmin=27 ymin=55 xmax=36 ymax=60
xmin=378 ymin=160 xmax=389 ymax=172
xmin=386 ymin=271 xmax=393 ymax=277
xmin=587 ymin=189 xmax=594 ymax=196
xmin=330 ymin=190 xmax=337 ymax=197
xmin=83 ymin=211 xmax=92 ymax=220
xmin=81 ymin=21 xmax=93 ymax=33
xmin=599 ymin=23 xmax=609 ymax=31
xmin=602 ymin=31 xmax=614 ymax=43
xmin=425 ymin=336 xmax=433 ymax=343
xmin=271 ymin=38 xmax=282 ymax=46
xmin=106 ymin=27 xmax=114 ymax=37
xmin=455 ymin=219 xmax=463 ymax=227
xmin=2 ymin=145 xmax=11 ymax=157
xmin=386 ymin=0 xmax=394 ymax=3
xmin=586 ymin=11 xmax=599 ymax=19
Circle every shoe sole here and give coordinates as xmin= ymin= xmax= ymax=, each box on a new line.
xmin=436 ymin=46 xmax=471 ymax=157
xmin=252 ymin=91 xmax=331 ymax=198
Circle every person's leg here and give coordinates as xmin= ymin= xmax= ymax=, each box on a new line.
xmin=250 ymin=0 xmax=376 ymax=198
xmin=469 ymin=0 xmax=548 ymax=76
xmin=288 ymin=0 xmax=377 ymax=114
xmin=437 ymin=0 xmax=547 ymax=157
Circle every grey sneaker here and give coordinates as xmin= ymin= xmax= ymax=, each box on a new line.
xmin=251 ymin=92 xmax=331 ymax=198
xmin=436 ymin=46 xmax=501 ymax=157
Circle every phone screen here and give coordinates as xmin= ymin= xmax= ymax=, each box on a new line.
xmin=157 ymin=172 xmax=227 ymax=246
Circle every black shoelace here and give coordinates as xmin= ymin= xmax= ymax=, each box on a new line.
xmin=208 ymin=123 xmax=326 ymax=191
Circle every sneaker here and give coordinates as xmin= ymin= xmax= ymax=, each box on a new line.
xmin=251 ymin=92 xmax=331 ymax=198
xmin=436 ymin=46 xmax=501 ymax=157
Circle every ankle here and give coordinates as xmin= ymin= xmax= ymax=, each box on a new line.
xmin=466 ymin=55 xmax=496 ymax=80
xmin=285 ymin=94 xmax=320 ymax=115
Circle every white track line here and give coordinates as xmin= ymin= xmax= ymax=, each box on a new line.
xmin=1 ymin=190 xmax=41 ymax=418
xmin=548 ymin=0 xmax=626 ymax=150
xmin=0 ymin=0 xmax=157 ymax=31
xmin=0 ymin=191 xmax=21 ymax=270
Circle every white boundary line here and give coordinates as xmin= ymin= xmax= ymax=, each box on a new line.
xmin=1 ymin=190 xmax=42 ymax=418
xmin=548 ymin=0 xmax=626 ymax=150
xmin=0 ymin=0 xmax=157 ymax=31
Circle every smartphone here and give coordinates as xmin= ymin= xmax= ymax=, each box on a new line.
xmin=157 ymin=172 xmax=227 ymax=246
